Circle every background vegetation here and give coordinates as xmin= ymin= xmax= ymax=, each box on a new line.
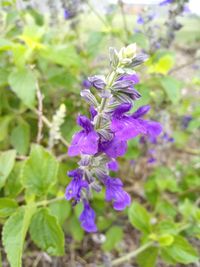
xmin=0 ymin=0 xmax=200 ymax=266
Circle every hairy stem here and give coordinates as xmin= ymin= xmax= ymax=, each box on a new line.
xmin=111 ymin=242 xmax=154 ymax=266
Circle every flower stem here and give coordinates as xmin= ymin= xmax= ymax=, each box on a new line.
xmin=110 ymin=242 xmax=154 ymax=266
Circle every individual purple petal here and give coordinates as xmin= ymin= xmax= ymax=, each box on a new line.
xmin=122 ymin=74 xmax=140 ymax=84
xmin=88 ymin=76 xmax=106 ymax=90
xmin=111 ymin=116 xmax=147 ymax=141
xmin=103 ymin=176 xmax=131 ymax=210
xmin=82 ymin=79 xmax=92 ymax=89
xmin=143 ymin=120 xmax=163 ymax=138
xmin=68 ymin=130 xmax=99 ymax=156
xmin=90 ymin=106 xmax=98 ymax=121
xmin=132 ymin=105 xmax=150 ymax=119
xmin=100 ymin=137 xmax=127 ymax=158
xmin=65 ymin=169 xmax=88 ymax=201
xmin=79 ymin=201 xmax=97 ymax=232
xmin=107 ymin=159 xmax=119 ymax=171
xmin=77 ymin=115 xmax=93 ymax=132
xmin=113 ymin=103 xmax=132 ymax=118
xmin=68 ymin=115 xmax=99 ymax=156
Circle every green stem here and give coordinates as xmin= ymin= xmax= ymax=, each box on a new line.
xmin=35 ymin=196 xmax=65 ymax=207
xmin=86 ymin=0 xmax=111 ymax=30
xmin=118 ymin=0 xmax=129 ymax=43
xmin=110 ymin=242 xmax=154 ymax=266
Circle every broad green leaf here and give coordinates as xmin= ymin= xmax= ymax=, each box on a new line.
xmin=0 ymin=150 xmax=16 ymax=189
xmin=128 ymin=202 xmax=151 ymax=234
xmin=10 ymin=122 xmax=30 ymax=155
xmin=0 ymin=38 xmax=13 ymax=51
xmin=0 ymin=68 xmax=9 ymax=86
xmin=21 ymin=144 xmax=58 ymax=196
xmin=49 ymin=200 xmax=71 ymax=226
xmin=148 ymin=55 xmax=175 ymax=75
xmin=5 ymin=162 xmax=24 ymax=198
xmin=8 ymin=68 xmax=36 ymax=107
xmin=0 ymin=116 xmax=13 ymax=142
xmin=137 ymin=246 xmax=158 ymax=267
xmin=0 ymin=198 xmax=18 ymax=218
xmin=161 ymin=235 xmax=198 ymax=264
xmin=12 ymin=44 xmax=32 ymax=67
xmin=102 ymin=226 xmax=123 ymax=251
xmin=29 ymin=208 xmax=65 ymax=256
xmin=160 ymin=76 xmax=183 ymax=104
xmin=39 ymin=45 xmax=81 ymax=68
xmin=158 ymin=234 xmax=174 ymax=247
xmin=2 ymin=206 xmax=36 ymax=267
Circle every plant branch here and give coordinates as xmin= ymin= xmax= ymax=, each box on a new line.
xmin=36 ymin=196 xmax=65 ymax=207
xmin=110 ymin=242 xmax=154 ymax=266
xmin=33 ymin=109 xmax=70 ymax=148
xmin=36 ymin=82 xmax=44 ymax=144
xmin=169 ymin=57 xmax=200 ymax=74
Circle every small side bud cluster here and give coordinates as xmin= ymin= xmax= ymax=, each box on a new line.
xmin=65 ymin=44 xmax=162 ymax=232
xmin=48 ymin=104 xmax=66 ymax=149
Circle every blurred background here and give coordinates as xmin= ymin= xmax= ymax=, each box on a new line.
xmin=0 ymin=0 xmax=200 ymax=266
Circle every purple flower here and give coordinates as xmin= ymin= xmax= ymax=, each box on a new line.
xmin=147 ymin=157 xmax=157 ymax=164
xmin=82 ymin=79 xmax=92 ymax=89
xmin=100 ymin=137 xmax=127 ymax=158
xmin=111 ymin=103 xmax=162 ymax=141
xmin=68 ymin=115 xmax=99 ymax=156
xmin=79 ymin=201 xmax=97 ymax=232
xmin=88 ymin=76 xmax=106 ymax=90
xmin=107 ymin=159 xmax=119 ymax=171
xmin=103 ymin=176 xmax=131 ymax=210
xmin=64 ymin=9 xmax=72 ymax=19
xmin=159 ymin=0 xmax=173 ymax=6
xmin=65 ymin=169 xmax=88 ymax=201
xmin=181 ymin=115 xmax=192 ymax=129
xmin=90 ymin=106 xmax=98 ymax=121
xmin=137 ymin=15 xmax=144 ymax=25
xmin=119 ymin=74 xmax=140 ymax=84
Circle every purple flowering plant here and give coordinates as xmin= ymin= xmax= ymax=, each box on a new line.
xmin=65 ymin=44 xmax=162 ymax=232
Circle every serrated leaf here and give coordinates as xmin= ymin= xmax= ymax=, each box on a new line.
xmin=161 ymin=235 xmax=198 ymax=264
xmin=8 ymin=68 xmax=36 ymax=107
xmin=0 ymin=198 xmax=18 ymax=218
xmin=137 ymin=246 xmax=158 ymax=267
xmin=29 ymin=208 xmax=65 ymax=256
xmin=5 ymin=162 xmax=24 ymax=198
xmin=21 ymin=144 xmax=58 ymax=196
xmin=2 ymin=206 xmax=36 ymax=267
xmin=49 ymin=200 xmax=71 ymax=226
xmin=102 ymin=226 xmax=123 ymax=251
xmin=0 ymin=150 xmax=16 ymax=189
xmin=160 ymin=76 xmax=182 ymax=104
xmin=10 ymin=122 xmax=30 ymax=155
xmin=128 ymin=202 xmax=151 ymax=234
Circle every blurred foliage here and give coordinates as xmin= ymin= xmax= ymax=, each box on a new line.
xmin=0 ymin=0 xmax=200 ymax=266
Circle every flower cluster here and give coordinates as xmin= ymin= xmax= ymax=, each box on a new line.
xmin=65 ymin=44 xmax=162 ymax=232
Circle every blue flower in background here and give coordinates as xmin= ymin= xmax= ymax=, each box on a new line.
xmin=159 ymin=0 xmax=174 ymax=6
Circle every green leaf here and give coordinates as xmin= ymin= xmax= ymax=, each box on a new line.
xmin=10 ymin=122 xmax=30 ymax=155
xmin=21 ymin=144 xmax=58 ymax=196
xmin=0 ymin=116 xmax=13 ymax=142
xmin=8 ymin=68 xmax=36 ymax=107
xmin=128 ymin=202 xmax=151 ymax=234
xmin=102 ymin=226 xmax=123 ymax=251
xmin=160 ymin=76 xmax=183 ymax=104
xmin=0 ymin=150 xmax=16 ymax=189
xmin=148 ymin=55 xmax=175 ymax=75
xmin=0 ymin=198 xmax=18 ymax=218
xmin=29 ymin=208 xmax=65 ymax=256
xmin=5 ymin=162 xmax=24 ymax=198
xmin=49 ymin=199 xmax=71 ymax=226
xmin=39 ymin=45 xmax=81 ymax=68
xmin=158 ymin=234 xmax=174 ymax=247
xmin=66 ymin=215 xmax=84 ymax=242
xmin=161 ymin=235 xmax=198 ymax=264
xmin=137 ymin=246 xmax=158 ymax=267
xmin=2 ymin=206 xmax=36 ymax=267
